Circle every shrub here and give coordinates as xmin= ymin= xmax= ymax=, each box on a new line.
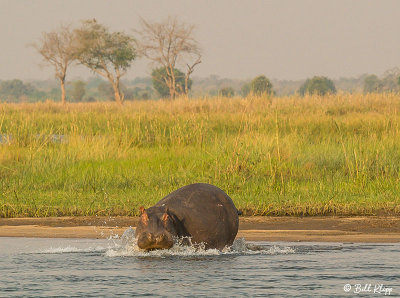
xmin=299 ymin=76 xmax=336 ymax=96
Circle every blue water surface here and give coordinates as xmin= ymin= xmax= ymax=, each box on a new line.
xmin=0 ymin=237 xmax=398 ymax=297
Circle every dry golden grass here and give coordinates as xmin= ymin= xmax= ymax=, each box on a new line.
xmin=1 ymin=93 xmax=400 ymax=217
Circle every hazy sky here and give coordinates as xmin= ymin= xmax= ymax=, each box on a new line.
xmin=1 ymin=0 xmax=400 ymax=81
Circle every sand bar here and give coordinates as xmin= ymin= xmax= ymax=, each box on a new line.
xmin=0 ymin=216 xmax=400 ymax=243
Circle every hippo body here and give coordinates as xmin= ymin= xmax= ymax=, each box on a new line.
xmin=135 ymin=183 xmax=239 ymax=250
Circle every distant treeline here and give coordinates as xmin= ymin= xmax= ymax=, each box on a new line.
xmin=0 ymin=77 xmax=153 ymax=103
xmin=1 ymin=67 xmax=399 ymax=103
xmin=3 ymin=15 xmax=399 ymax=103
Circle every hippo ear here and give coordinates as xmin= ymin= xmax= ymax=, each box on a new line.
xmin=162 ymin=212 xmax=169 ymax=224
xmin=139 ymin=206 xmax=149 ymax=226
xmin=141 ymin=212 xmax=149 ymax=226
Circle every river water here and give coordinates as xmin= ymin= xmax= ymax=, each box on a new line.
xmin=0 ymin=233 xmax=398 ymax=297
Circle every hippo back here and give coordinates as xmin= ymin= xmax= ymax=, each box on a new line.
xmin=155 ymin=183 xmax=239 ymax=249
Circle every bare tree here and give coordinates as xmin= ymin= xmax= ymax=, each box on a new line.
xmin=137 ymin=16 xmax=201 ymax=99
xmin=74 ymin=19 xmax=136 ymax=104
xmin=33 ymin=25 xmax=75 ymax=104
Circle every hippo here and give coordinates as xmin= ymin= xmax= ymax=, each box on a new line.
xmin=135 ymin=183 xmax=240 ymax=250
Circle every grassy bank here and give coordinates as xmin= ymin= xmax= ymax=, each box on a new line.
xmin=1 ymin=93 xmax=400 ymax=217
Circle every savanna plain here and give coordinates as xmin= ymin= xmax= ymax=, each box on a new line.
xmin=1 ymin=93 xmax=400 ymax=218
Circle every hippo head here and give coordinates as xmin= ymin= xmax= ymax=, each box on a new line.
xmin=135 ymin=206 xmax=176 ymax=250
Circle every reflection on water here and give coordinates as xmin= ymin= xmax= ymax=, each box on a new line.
xmin=0 ymin=234 xmax=398 ymax=297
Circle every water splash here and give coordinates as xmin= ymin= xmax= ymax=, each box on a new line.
xmin=105 ymin=228 xmax=295 ymax=258
xmin=227 ymin=238 xmax=295 ymax=255
xmin=32 ymin=228 xmax=295 ymax=257
xmin=39 ymin=246 xmax=108 ymax=254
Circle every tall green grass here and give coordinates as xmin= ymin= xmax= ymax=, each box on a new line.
xmin=1 ymin=93 xmax=400 ymax=217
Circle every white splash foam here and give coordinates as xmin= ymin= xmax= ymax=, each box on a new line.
xmin=227 ymin=238 xmax=296 ymax=255
xmin=104 ymin=230 xmax=296 ymax=258
xmin=105 ymin=243 xmax=221 ymax=258
xmin=34 ymin=229 xmax=295 ymax=257
xmin=39 ymin=246 xmax=108 ymax=254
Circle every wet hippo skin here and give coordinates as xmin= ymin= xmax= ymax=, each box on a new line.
xmin=135 ymin=183 xmax=239 ymax=250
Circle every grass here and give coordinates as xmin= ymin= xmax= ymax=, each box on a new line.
xmin=1 ymin=93 xmax=400 ymax=217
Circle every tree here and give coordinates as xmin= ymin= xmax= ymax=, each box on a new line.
xmin=33 ymin=25 xmax=75 ymax=104
xmin=151 ymin=67 xmax=191 ymax=98
xmin=250 ymin=75 xmax=273 ymax=96
xmin=98 ymin=81 xmax=130 ymax=101
xmin=74 ymin=19 xmax=136 ymax=104
xmin=299 ymin=76 xmax=336 ymax=96
xmin=137 ymin=16 xmax=201 ymax=99
xmin=0 ymin=79 xmax=35 ymax=102
xmin=70 ymin=80 xmax=86 ymax=101
xmin=219 ymin=87 xmax=234 ymax=97
xmin=363 ymin=75 xmax=382 ymax=93
xmin=98 ymin=81 xmax=115 ymax=100
xmin=129 ymin=86 xmax=153 ymax=100
xmin=241 ymin=83 xmax=251 ymax=97
xmin=381 ymin=68 xmax=400 ymax=92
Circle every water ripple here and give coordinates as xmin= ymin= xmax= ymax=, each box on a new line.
xmin=0 ymin=236 xmax=398 ymax=297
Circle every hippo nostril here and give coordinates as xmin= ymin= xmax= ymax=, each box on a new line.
xmin=137 ymin=232 xmax=173 ymax=250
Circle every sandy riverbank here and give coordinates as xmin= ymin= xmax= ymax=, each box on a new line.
xmin=1 ymin=216 xmax=400 ymax=243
